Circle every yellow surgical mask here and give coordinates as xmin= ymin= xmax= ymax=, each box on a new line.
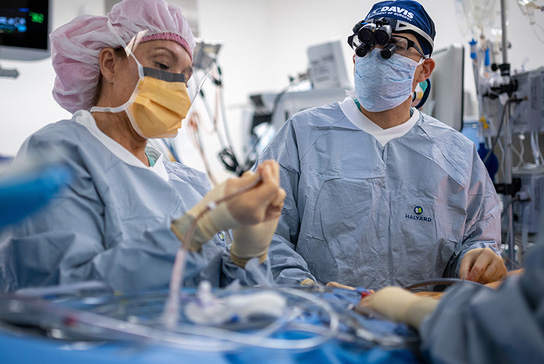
xmin=91 ymin=58 xmax=191 ymax=139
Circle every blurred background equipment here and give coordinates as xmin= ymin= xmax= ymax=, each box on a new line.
xmin=307 ymin=40 xmax=351 ymax=90
xmin=0 ymin=0 xmax=51 ymax=61
xmin=420 ymin=44 xmax=465 ymax=132
xmin=0 ymin=0 xmax=52 ymax=78
xmin=456 ymin=0 xmax=544 ymax=267
xmin=243 ymin=39 xmax=351 ymax=170
xmin=510 ymin=67 xmax=544 ymax=134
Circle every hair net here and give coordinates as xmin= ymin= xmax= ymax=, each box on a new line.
xmin=365 ymin=0 xmax=436 ymax=56
xmin=51 ymin=0 xmax=195 ymax=114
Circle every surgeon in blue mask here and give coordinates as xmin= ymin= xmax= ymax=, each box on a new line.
xmin=255 ymin=0 xmax=506 ymax=290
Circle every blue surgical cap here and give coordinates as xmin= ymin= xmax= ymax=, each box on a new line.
xmin=365 ymin=0 xmax=436 ymax=56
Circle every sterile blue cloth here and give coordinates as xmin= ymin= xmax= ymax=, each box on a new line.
xmin=420 ymin=242 xmax=544 ymax=364
xmin=255 ymin=98 xmax=500 ymax=289
xmin=0 ymin=111 xmax=271 ymax=292
xmin=0 ymin=313 xmax=421 ymax=364
xmin=0 ymin=286 xmax=423 ymax=364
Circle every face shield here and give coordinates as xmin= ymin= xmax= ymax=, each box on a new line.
xmin=189 ymin=40 xmax=222 ymax=102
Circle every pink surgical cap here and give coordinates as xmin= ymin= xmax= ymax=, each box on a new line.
xmin=50 ymin=0 xmax=195 ymax=114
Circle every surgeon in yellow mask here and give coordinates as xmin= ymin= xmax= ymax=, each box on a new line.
xmin=90 ymin=22 xmax=193 ymax=141
xmin=4 ymin=0 xmax=285 ymax=292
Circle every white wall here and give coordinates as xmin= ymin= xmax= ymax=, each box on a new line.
xmin=1 ymin=0 xmax=543 ymax=183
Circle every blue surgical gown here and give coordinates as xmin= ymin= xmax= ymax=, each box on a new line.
xmin=256 ymin=99 xmax=500 ymax=289
xmin=420 ymin=242 xmax=544 ymax=364
xmin=0 ymin=111 xmax=269 ymax=292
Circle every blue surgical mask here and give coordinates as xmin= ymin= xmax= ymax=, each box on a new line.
xmin=354 ymin=49 xmax=423 ymax=112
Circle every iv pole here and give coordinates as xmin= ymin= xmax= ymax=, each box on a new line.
xmin=499 ymin=0 xmax=516 ymax=268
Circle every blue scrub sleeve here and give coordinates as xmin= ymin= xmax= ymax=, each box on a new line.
xmin=197 ymin=231 xmax=275 ymax=287
xmin=443 ymin=145 xmax=501 ymax=278
xmin=6 ymin=191 xmax=200 ymax=292
xmin=268 ymin=233 xmax=316 ymax=285
xmin=420 ymin=243 xmax=544 ymax=364
xmin=255 ymin=122 xmax=316 ymax=286
xmin=3 ymin=131 xmax=234 ymax=292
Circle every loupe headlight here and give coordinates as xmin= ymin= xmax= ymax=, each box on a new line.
xmin=355 ymin=42 xmax=373 ymax=58
xmin=374 ymin=24 xmax=392 ymax=45
xmin=356 ymin=18 xmax=392 ymax=46
xmin=347 ymin=28 xmax=374 ymax=58
xmin=357 ymin=23 xmax=376 ymax=44
xmin=380 ymin=43 xmax=397 ymax=59
xmin=348 ymin=16 xmax=434 ymax=59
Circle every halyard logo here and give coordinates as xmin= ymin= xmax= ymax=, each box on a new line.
xmin=406 ymin=206 xmax=432 ymax=222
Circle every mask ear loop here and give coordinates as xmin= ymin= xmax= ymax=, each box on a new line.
xmin=414 ymin=78 xmax=431 ymax=109
xmin=106 ymin=20 xmax=147 ymax=78
xmin=90 ymin=21 xmax=149 ymax=130
xmin=412 ymin=57 xmax=430 ymax=108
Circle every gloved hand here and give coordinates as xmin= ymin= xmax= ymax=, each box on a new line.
xmin=459 ymin=247 xmax=507 ymax=284
xmin=171 ymin=180 xmax=239 ymax=252
xmin=356 ymin=286 xmax=439 ymax=329
xmin=230 ymin=161 xmax=286 ymax=267
xmin=171 ymin=160 xmax=285 ymax=253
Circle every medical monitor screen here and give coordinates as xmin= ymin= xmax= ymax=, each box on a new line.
xmin=0 ymin=0 xmax=51 ymax=61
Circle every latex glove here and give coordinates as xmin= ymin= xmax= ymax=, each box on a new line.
xmin=356 ymin=286 xmax=439 ymax=329
xmin=300 ymin=279 xmax=316 ymax=286
xmin=230 ymin=161 xmax=286 ymax=267
xmin=459 ymin=247 xmax=507 ymax=284
xmin=171 ymin=160 xmax=283 ymax=252
xmin=171 ymin=180 xmax=239 ymax=252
